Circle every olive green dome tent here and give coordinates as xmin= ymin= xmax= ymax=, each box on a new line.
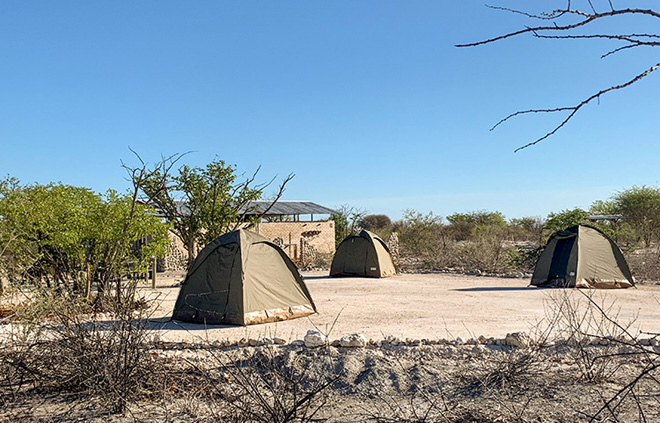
xmin=330 ymin=230 xmax=396 ymax=278
xmin=172 ymin=229 xmax=316 ymax=325
xmin=531 ymin=225 xmax=634 ymax=289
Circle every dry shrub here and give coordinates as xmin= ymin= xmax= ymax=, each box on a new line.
xmin=625 ymin=248 xmax=660 ymax=283
xmin=542 ymin=290 xmax=660 ymax=421
xmin=183 ymin=346 xmax=340 ymax=423
xmin=542 ymin=291 xmax=637 ymax=383
xmin=1 ymin=289 xmax=164 ymax=415
xmin=357 ymin=358 xmax=455 ymax=423
xmin=300 ymin=252 xmax=334 ymax=271
xmin=450 ymin=233 xmax=513 ymax=274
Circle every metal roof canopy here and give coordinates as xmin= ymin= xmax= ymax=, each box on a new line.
xmin=241 ymin=201 xmax=337 ymax=216
xmin=587 ymin=215 xmax=623 ymax=222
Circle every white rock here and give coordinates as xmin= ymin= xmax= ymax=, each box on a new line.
xmin=455 ymin=336 xmax=466 ymax=345
xmin=339 ymin=333 xmax=367 ymax=348
xmin=304 ymin=330 xmax=327 ymax=348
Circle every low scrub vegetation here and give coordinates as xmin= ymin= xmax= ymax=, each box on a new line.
xmin=337 ymin=186 xmax=660 ymax=281
xmin=1 ymin=290 xmax=659 ymax=422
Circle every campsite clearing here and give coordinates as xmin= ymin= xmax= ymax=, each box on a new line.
xmin=145 ymin=271 xmax=660 ymax=342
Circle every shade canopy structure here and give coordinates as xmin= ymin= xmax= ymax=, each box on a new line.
xmin=330 ymin=230 xmax=396 ymax=278
xmin=172 ymin=229 xmax=316 ymax=325
xmin=531 ymin=225 xmax=634 ymax=289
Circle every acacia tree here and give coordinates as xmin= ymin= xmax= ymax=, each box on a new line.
xmin=458 ymin=2 xmax=660 ymax=150
xmin=544 ymin=207 xmax=589 ymax=235
xmin=358 ymin=214 xmax=392 ymax=232
xmin=611 ymin=185 xmax=660 ymax=247
xmin=130 ymin=153 xmax=293 ymax=265
xmin=509 ymin=216 xmax=545 ymax=244
xmin=446 ymin=210 xmax=507 ymax=241
xmin=330 ymin=204 xmax=367 ymax=247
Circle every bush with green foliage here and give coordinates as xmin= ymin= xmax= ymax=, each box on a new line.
xmin=0 ymin=178 xmax=169 ymax=303
xmin=544 ymin=208 xmax=589 ymax=236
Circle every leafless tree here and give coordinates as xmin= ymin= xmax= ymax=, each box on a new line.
xmin=457 ymin=1 xmax=660 ymax=151
xmin=123 ymin=150 xmax=294 ymax=265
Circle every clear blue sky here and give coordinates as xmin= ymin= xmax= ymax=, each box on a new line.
xmin=1 ymin=1 xmax=658 ymax=221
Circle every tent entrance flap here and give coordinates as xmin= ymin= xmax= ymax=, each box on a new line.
xmin=548 ymin=236 xmax=575 ymax=279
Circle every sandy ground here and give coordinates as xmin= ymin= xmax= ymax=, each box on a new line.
xmin=141 ymin=271 xmax=660 ymax=343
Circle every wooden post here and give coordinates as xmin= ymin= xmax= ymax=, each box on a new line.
xmin=85 ymin=262 xmax=92 ymax=299
xmin=151 ymin=257 xmax=157 ymax=289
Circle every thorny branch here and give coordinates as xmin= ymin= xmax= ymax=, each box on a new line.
xmin=457 ymin=2 xmax=660 ymax=151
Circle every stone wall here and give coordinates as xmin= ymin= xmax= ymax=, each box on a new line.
xmin=255 ymin=220 xmax=335 ymax=262
xmin=160 ymin=221 xmax=336 ymax=270
xmin=161 ymin=231 xmax=188 ymax=272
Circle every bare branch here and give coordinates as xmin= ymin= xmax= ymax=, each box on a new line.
xmin=458 ymin=5 xmax=660 ymax=148
xmin=512 ymin=61 xmax=660 ymax=151
xmin=458 ymin=8 xmax=660 ymax=48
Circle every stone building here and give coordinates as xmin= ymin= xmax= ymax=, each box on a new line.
xmin=161 ymin=201 xmax=336 ymax=270
xmin=245 ymin=201 xmax=337 ymax=264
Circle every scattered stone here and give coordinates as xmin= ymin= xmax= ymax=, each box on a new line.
xmin=340 ymin=333 xmax=367 ymax=348
xmin=505 ymin=332 xmax=531 ymax=348
xmin=248 ymin=338 xmax=260 ymax=347
xmin=273 ymin=337 xmax=287 ymax=345
xmin=384 ymin=335 xmax=401 ymax=346
xmin=237 ymin=338 xmax=249 ymax=347
xmin=477 ymin=335 xmax=487 ymax=344
xmin=331 ymin=339 xmax=341 ymax=347
xmin=471 ymin=344 xmax=487 ymax=356
xmin=304 ymin=330 xmax=328 ymax=348
xmin=455 ymin=336 xmax=466 ymax=345
xmin=261 ymin=337 xmax=274 ymax=346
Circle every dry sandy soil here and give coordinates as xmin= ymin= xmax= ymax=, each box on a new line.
xmin=143 ymin=271 xmax=660 ymax=342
